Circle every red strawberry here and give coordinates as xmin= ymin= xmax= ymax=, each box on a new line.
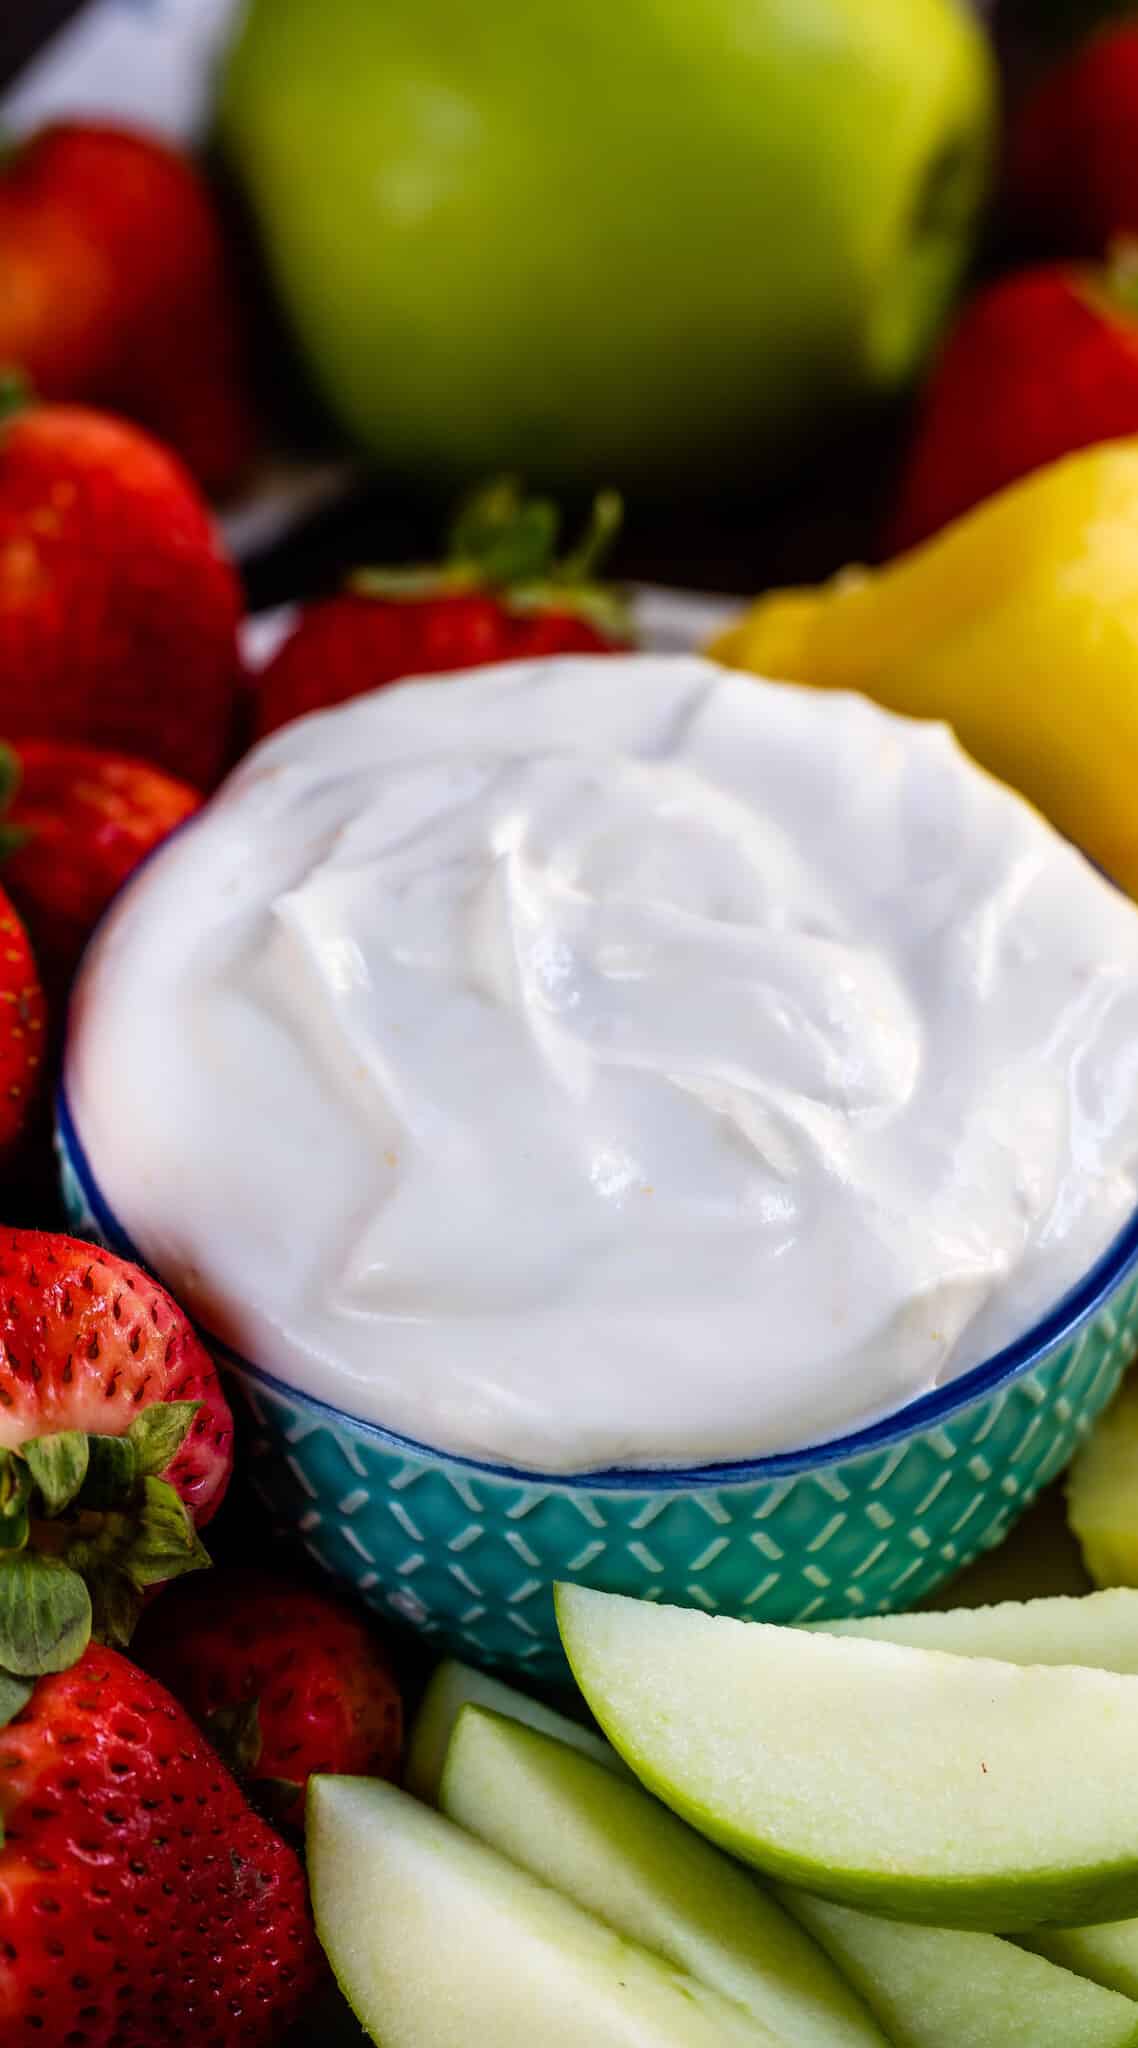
xmin=0 ymin=121 xmax=259 ymax=496
xmin=1007 ymin=22 xmax=1138 ymax=255
xmin=254 ymin=478 xmax=631 ymax=739
xmin=0 ymin=887 xmax=44 ymax=1157
xmin=0 ymin=387 xmax=243 ymax=785
xmin=887 ymin=258 xmax=1138 ymax=554
xmin=0 ymin=741 xmax=200 ymax=1001
xmin=0 ymin=1232 xmax=232 ymax=1525
xmin=0 ymin=1232 xmax=234 ymax=1681
xmin=137 ymin=1568 xmax=403 ymax=1823
xmin=0 ymin=1643 xmax=322 ymax=2046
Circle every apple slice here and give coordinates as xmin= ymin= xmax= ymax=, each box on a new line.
xmin=405 ymin=1656 xmax=622 ymax=1804
xmin=1020 ymin=1924 xmax=1138 ymax=2006
xmin=441 ymin=1704 xmax=888 ymax=2048
xmin=1068 ymin=1376 xmax=1138 ymax=1589
xmin=786 ymin=1893 xmax=1138 ymax=2048
xmin=555 ymin=1583 xmax=1138 ymax=1930
xmin=307 ymin=1774 xmax=783 ymax=2048
xmin=806 ymin=1588 xmax=1138 ymax=1670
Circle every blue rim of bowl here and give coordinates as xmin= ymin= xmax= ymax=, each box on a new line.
xmin=57 ymin=1083 xmax=1138 ymax=1494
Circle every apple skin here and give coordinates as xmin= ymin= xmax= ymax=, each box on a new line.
xmin=556 ymin=1584 xmax=1138 ymax=1932
xmin=219 ymin=0 xmax=995 ymax=489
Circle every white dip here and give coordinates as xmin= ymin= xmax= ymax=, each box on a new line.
xmin=65 ymin=655 xmax=1138 ymax=1471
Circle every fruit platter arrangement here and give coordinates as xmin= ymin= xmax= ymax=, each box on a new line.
xmin=9 ymin=3 xmax=1138 ymax=2045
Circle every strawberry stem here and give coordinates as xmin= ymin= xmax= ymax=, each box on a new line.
xmin=0 ymin=737 xmax=27 ymax=862
xmin=1104 ymin=237 xmax=1138 ymax=317
xmin=206 ymin=1696 xmax=264 ymax=1777
xmin=351 ymin=478 xmax=625 ymax=613
xmin=0 ymin=742 xmax=22 ymax=813
xmin=0 ymin=369 xmax=29 ymax=428
xmin=555 ymin=490 xmax=624 ymax=585
xmin=448 ymin=475 xmax=562 ymax=587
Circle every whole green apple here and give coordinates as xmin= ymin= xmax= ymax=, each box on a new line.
xmin=220 ymin=0 xmax=996 ymax=488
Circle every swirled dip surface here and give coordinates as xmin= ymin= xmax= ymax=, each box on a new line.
xmin=65 ymin=656 xmax=1138 ymax=1471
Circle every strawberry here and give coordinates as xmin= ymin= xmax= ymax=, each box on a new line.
xmin=0 ymin=742 xmax=200 ymax=1002
xmin=253 ymin=477 xmax=632 ymax=739
xmin=0 ymin=1643 xmax=322 ymax=2045
xmin=0 ymin=888 xmax=44 ymax=1158
xmin=137 ymin=1568 xmax=403 ymax=1824
xmin=887 ymin=257 xmax=1138 ymax=554
xmin=1007 ymin=22 xmax=1138 ymax=256
xmin=0 ymin=386 xmax=243 ymax=786
xmin=0 ymin=121 xmax=258 ymax=496
xmin=0 ymin=1232 xmax=234 ymax=1690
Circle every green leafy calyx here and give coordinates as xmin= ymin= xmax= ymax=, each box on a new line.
xmin=0 ymin=1554 xmax=92 ymax=1677
xmin=0 ymin=742 xmax=27 ymax=865
xmin=207 ymin=1696 xmax=264 ymax=1778
xmin=0 ymin=368 xmax=30 ymax=430
xmin=351 ymin=476 xmax=631 ymax=637
xmin=0 ymin=1400 xmax=210 ymax=1725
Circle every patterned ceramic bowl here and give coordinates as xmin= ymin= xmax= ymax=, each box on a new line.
xmin=58 ymin=1091 xmax=1138 ymax=1682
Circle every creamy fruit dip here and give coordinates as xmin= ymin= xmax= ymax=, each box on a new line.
xmin=65 ymin=655 xmax=1138 ymax=1473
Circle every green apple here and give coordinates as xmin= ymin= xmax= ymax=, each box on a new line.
xmin=1021 ymin=1923 xmax=1138 ymax=2006
xmin=441 ymin=1704 xmax=888 ymax=2048
xmin=808 ymin=1591 xmax=1138 ymax=2016
xmin=307 ymin=1773 xmax=782 ymax=2047
xmin=556 ymin=1583 xmax=1138 ymax=1930
xmin=787 ymin=1893 xmax=1138 ymax=2048
xmin=219 ymin=0 xmax=995 ymax=489
xmin=807 ymin=1588 xmax=1138 ymax=1670
xmin=406 ymin=1656 xmax=623 ymax=1805
xmin=807 ymin=1583 xmax=1138 ymax=2009
xmin=1068 ymin=1375 xmax=1138 ymax=1589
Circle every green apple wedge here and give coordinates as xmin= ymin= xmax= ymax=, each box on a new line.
xmin=806 ymin=1588 xmax=1138 ymax=1669
xmin=306 ymin=1774 xmax=784 ymax=2048
xmin=1021 ymin=1924 xmax=1138 ymax=2006
xmin=785 ymin=1893 xmax=1138 ymax=2048
xmin=440 ymin=1705 xmax=888 ymax=2048
xmin=1068 ymin=1374 xmax=1138 ymax=1589
xmin=405 ymin=1656 xmax=624 ymax=1804
xmin=556 ymin=1584 xmax=1138 ymax=1930
xmin=808 ymin=1587 xmax=1138 ymax=2010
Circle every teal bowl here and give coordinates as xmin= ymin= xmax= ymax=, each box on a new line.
xmin=57 ymin=1092 xmax=1138 ymax=1682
